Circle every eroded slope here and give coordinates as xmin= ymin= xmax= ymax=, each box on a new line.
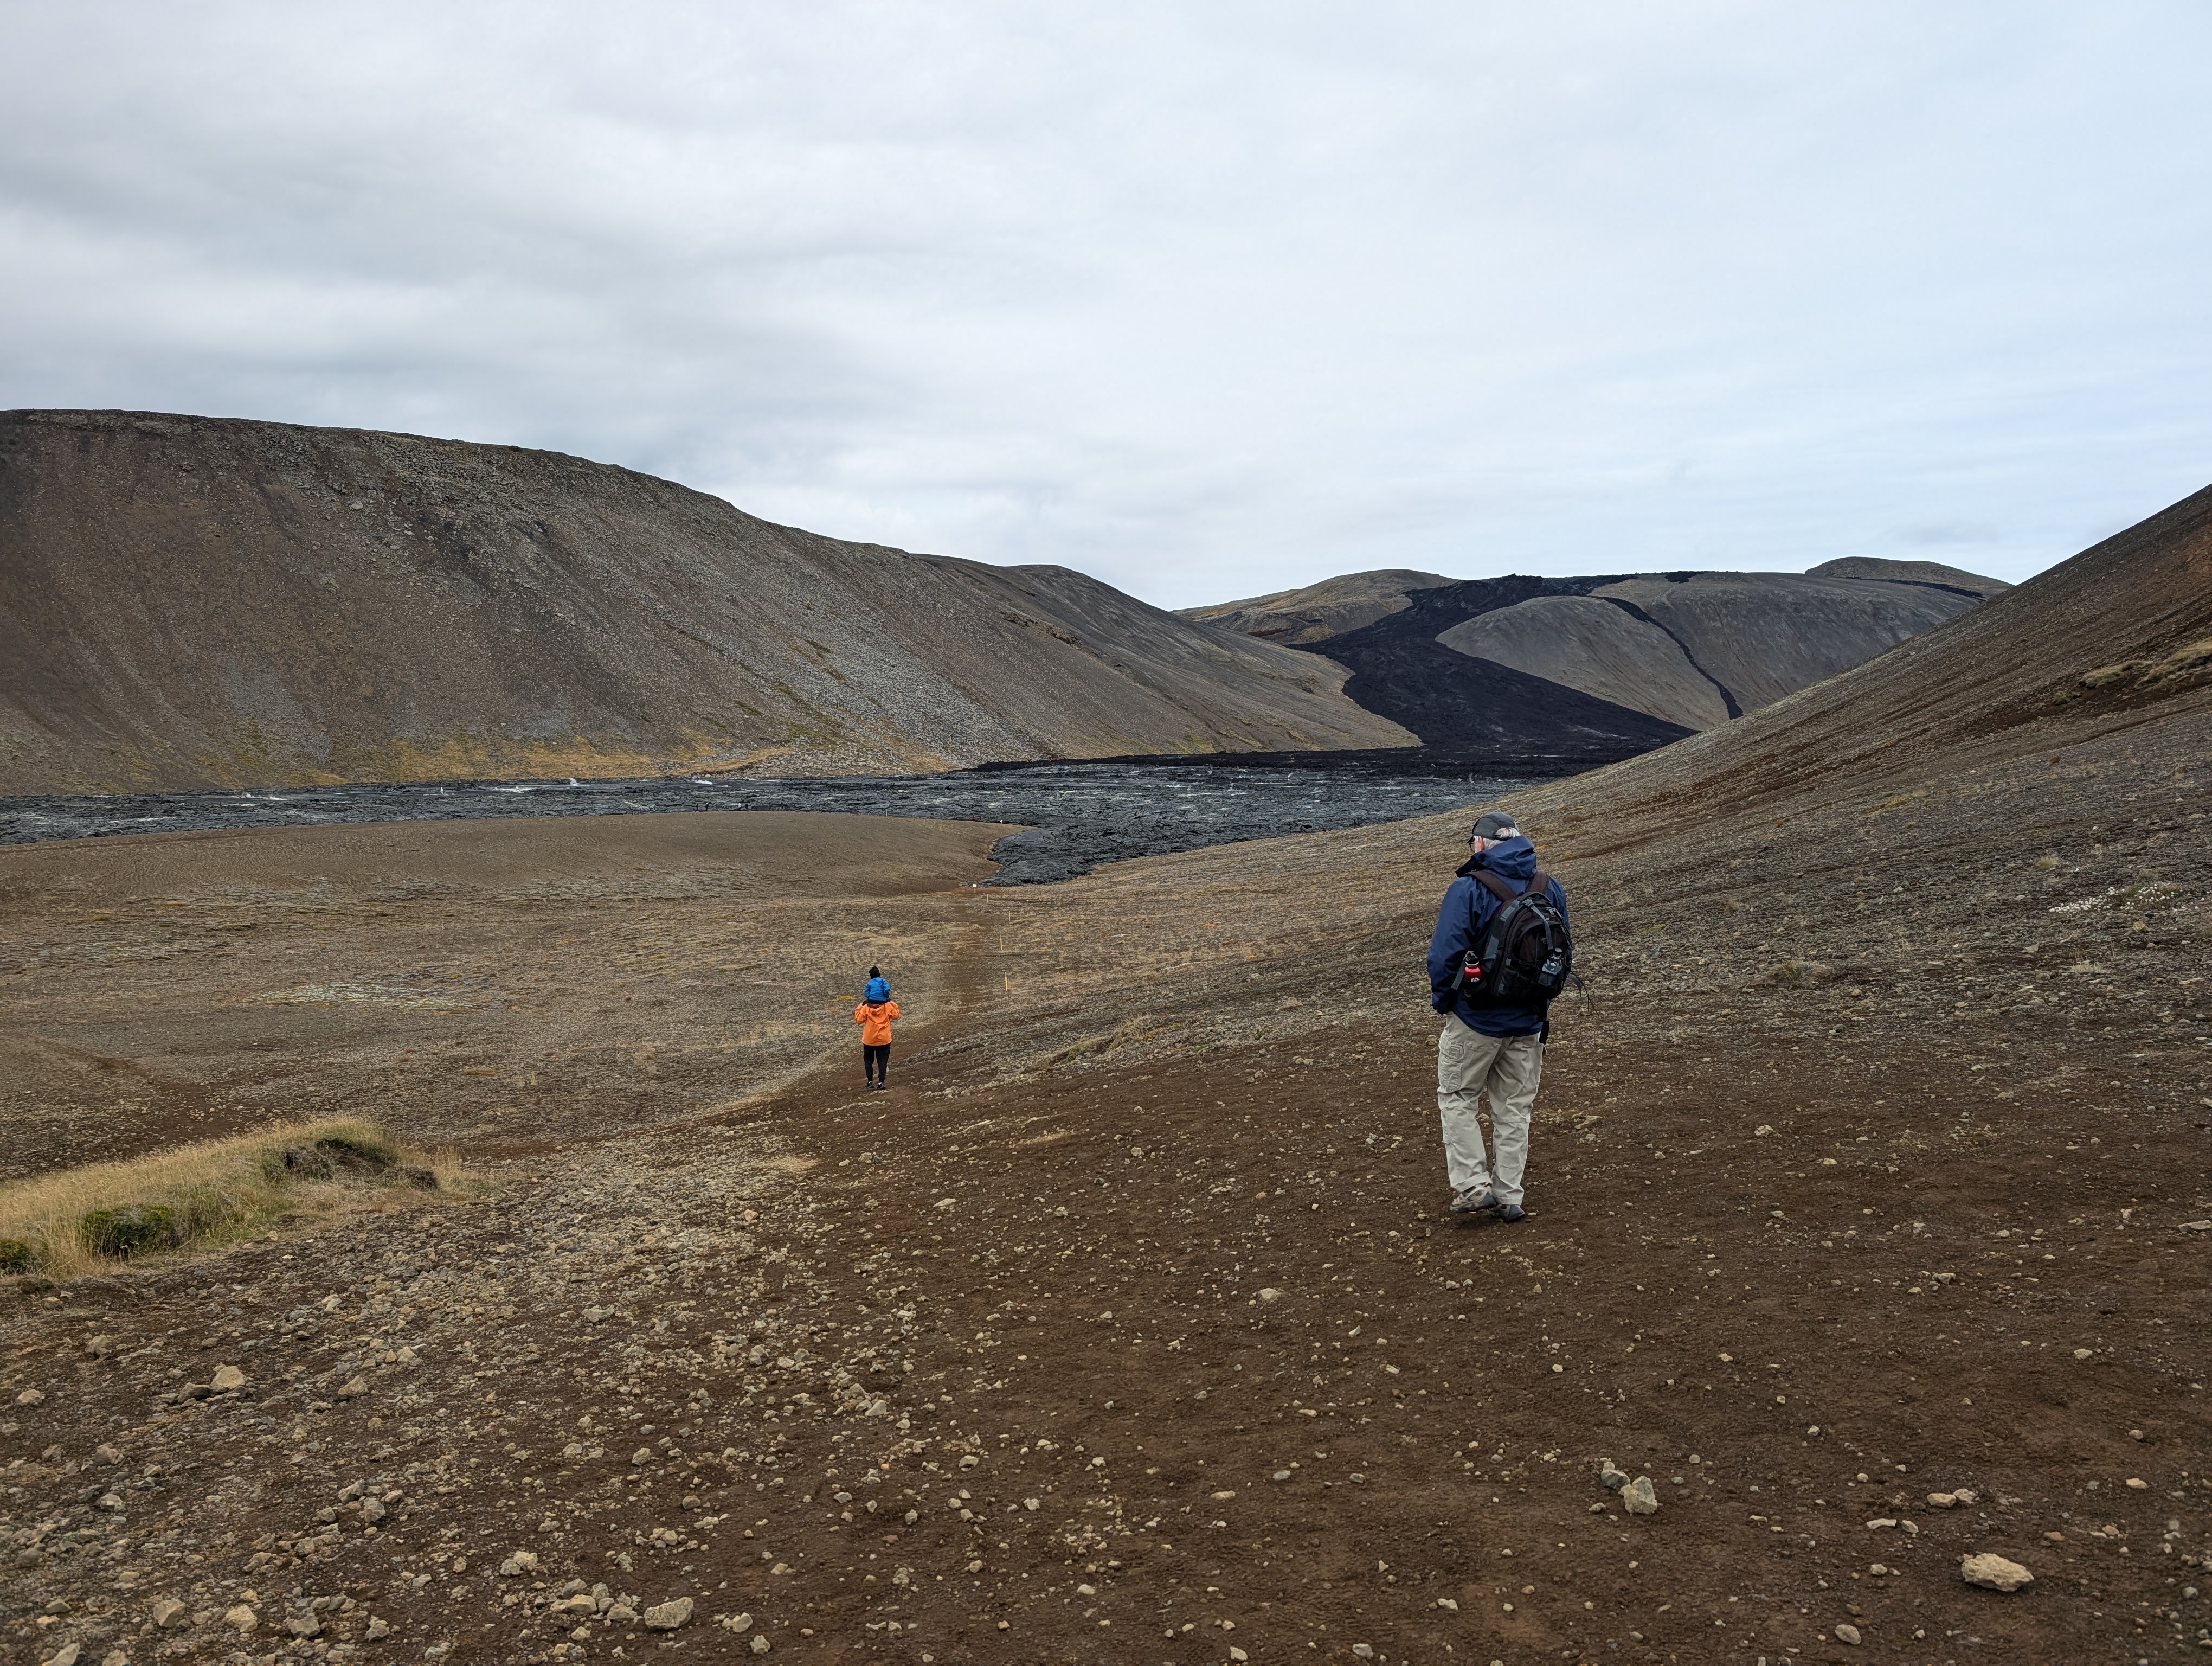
xmin=0 ymin=412 xmax=1411 ymax=792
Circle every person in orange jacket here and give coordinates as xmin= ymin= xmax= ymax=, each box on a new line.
xmin=854 ymin=966 xmax=899 ymax=1090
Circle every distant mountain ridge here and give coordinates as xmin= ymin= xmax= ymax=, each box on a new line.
xmin=0 ymin=411 xmax=1415 ymax=792
xmin=1178 ymin=569 xmax=1457 ymax=644
xmin=1189 ymin=558 xmax=2008 ymax=746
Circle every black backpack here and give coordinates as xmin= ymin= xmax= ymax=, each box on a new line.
xmin=1452 ymin=868 xmax=1574 ymax=1008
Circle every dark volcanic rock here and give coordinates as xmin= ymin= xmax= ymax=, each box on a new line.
xmin=1298 ymin=574 xmax=1699 ymax=759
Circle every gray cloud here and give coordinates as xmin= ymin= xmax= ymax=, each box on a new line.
xmin=3 ymin=1 xmax=2209 ymax=606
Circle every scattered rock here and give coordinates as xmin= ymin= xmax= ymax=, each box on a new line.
xmin=1960 ymin=1553 xmax=2034 ymax=1592
xmin=1623 ymin=1476 xmax=1659 ymax=1515
xmin=500 ymin=1552 xmax=542 ymax=1577
xmin=643 ymin=1597 xmax=694 ymax=1630
xmin=2072 ymin=1348 xmax=2093 ymax=1360
xmin=209 ymin=1364 xmax=246 ymax=1392
xmin=582 ymin=1306 xmax=616 ymax=1323
xmin=222 ymin=1603 xmax=258 ymax=1632
xmin=749 ymin=1635 xmax=771 ymax=1655
xmin=722 ymin=1612 xmax=754 ymax=1633
xmin=334 ymin=1376 xmax=368 ymax=1399
xmin=1753 ymin=1125 xmax=1774 ymax=1137
xmin=96 ymin=1492 xmax=123 ymax=1510
xmin=16 ymin=1388 xmax=44 ymax=1405
xmin=43 ymin=1644 xmax=80 ymax=1666
xmin=359 ymin=1496 xmax=387 ymax=1522
xmin=1835 ymin=1622 xmax=1861 ymax=1645
xmin=934 ymin=1198 xmax=957 ymax=1212
xmin=365 ymin=1616 xmax=390 ymax=1641
xmin=2125 ymin=1478 xmax=2148 ymax=1490
xmin=287 ymin=1614 xmax=323 ymax=1638
xmin=1597 ymin=1458 xmax=1629 ymax=1491
xmin=94 ymin=1443 xmax=123 ymax=1463
xmin=1927 ymin=1489 xmax=1978 ymax=1508
xmin=150 ymin=1598 xmax=187 ymax=1629
xmin=632 ymin=1447 xmax=654 ymax=1466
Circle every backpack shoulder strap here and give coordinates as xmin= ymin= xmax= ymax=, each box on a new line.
xmin=1471 ymin=868 xmax=1520 ymax=903
xmin=1525 ymin=869 xmax=1551 ymax=899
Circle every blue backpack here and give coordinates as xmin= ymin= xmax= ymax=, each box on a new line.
xmin=863 ymin=976 xmax=890 ymax=1004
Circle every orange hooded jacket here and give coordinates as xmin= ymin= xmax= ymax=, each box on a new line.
xmin=854 ymin=1000 xmax=899 ymax=1046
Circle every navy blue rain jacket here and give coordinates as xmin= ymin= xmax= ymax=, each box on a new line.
xmin=1425 ymin=835 xmax=1570 ymax=1037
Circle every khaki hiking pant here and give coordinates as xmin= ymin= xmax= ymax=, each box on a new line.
xmin=1436 ymin=1014 xmax=1543 ymax=1206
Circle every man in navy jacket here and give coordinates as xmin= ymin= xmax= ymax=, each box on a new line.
xmin=1426 ymin=810 xmax=1570 ymax=1223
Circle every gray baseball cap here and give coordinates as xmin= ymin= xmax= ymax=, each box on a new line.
xmin=1470 ymin=811 xmax=1520 ymax=840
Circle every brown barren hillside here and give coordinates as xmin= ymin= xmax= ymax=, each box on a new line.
xmin=0 ymin=411 xmax=1413 ymax=792
xmin=1177 ymin=568 xmax=1457 ymax=643
xmin=2 ymin=485 xmax=2208 ymax=1666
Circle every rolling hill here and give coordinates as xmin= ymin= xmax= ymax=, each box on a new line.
xmin=1190 ymin=558 xmax=2008 ymax=748
xmin=0 ymin=411 xmax=1416 ymax=793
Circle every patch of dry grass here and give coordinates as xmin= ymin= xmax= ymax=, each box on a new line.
xmin=0 ymin=1120 xmax=462 ymax=1279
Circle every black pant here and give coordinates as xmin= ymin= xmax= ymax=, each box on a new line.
xmin=864 ymin=1043 xmax=890 ymax=1083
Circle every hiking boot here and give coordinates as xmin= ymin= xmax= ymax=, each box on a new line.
xmin=1494 ymin=1201 xmax=1526 ymax=1223
xmin=1449 ymin=1186 xmax=1496 ymax=1215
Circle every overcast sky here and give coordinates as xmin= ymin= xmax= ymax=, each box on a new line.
xmin=4 ymin=3 xmax=2209 ymax=607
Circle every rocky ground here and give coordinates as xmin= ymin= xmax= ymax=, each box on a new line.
xmin=5 ymin=554 xmax=2211 ymax=1665
xmin=1 ymin=758 xmax=1531 ymax=889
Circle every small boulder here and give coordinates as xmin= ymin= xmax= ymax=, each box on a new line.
xmin=1597 ymin=1458 xmax=1630 ymax=1491
xmin=334 ymin=1375 xmax=368 ymax=1400
xmin=643 ymin=1597 xmax=693 ymax=1631
xmin=150 ymin=1597 xmax=188 ymax=1629
xmin=749 ymin=1636 xmax=771 ymax=1655
xmin=44 ymin=1643 xmax=81 ymax=1666
xmin=210 ymin=1365 xmax=246 ymax=1392
xmin=1961 ymin=1552 xmax=2034 ymax=1592
xmin=222 ymin=1604 xmax=258 ymax=1632
xmin=1623 ymin=1476 xmax=1660 ymax=1515
xmin=16 ymin=1388 xmax=44 ymax=1406
xmin=1834 ymin=1622 xmax=1861 ymax=1645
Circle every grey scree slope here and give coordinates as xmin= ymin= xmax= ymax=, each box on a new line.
xmin=0 ymin=411 xmax=1414 ymax=794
